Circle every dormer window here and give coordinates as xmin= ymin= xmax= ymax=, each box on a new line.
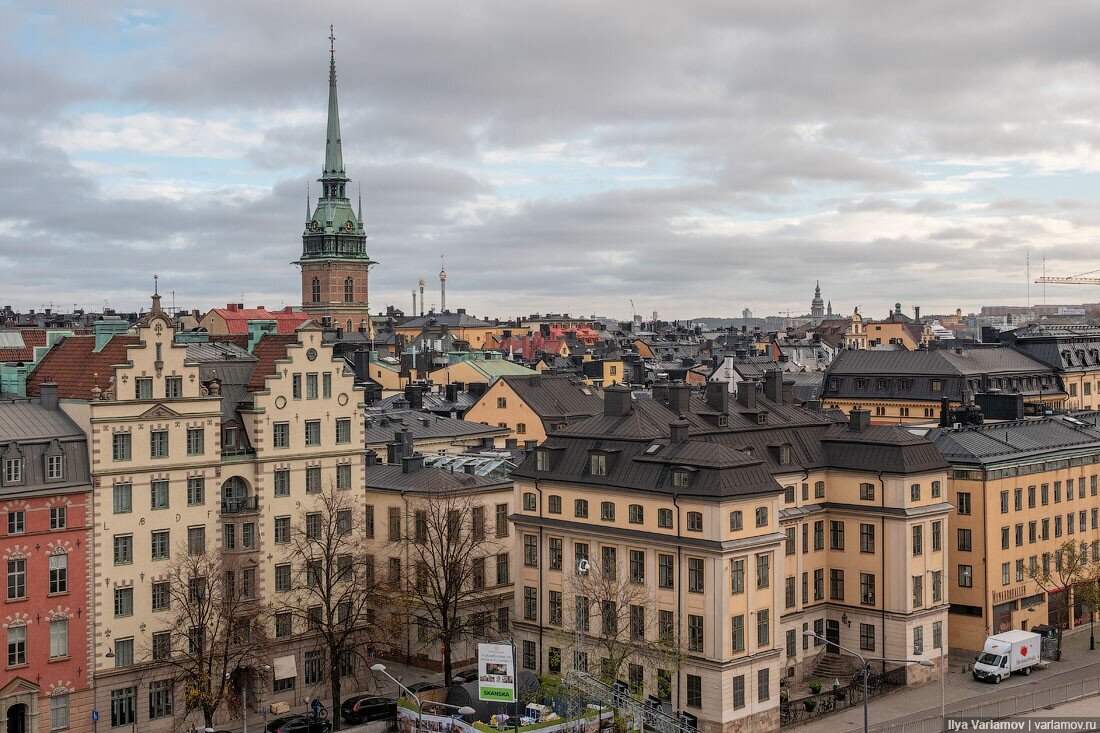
xmin=46 ymin=455 xmax=63 ymax=481
xmin=589 ymin=453 xmax=608 ymax=476
xmin=223 ymin=426 xmax=238 ymax=448
xmin=776 ymin=444 xmax=792 ymax=465
xmin=855 ymin=379 xmax=868 ymax=390
xmin=536 ymin=450 xmax=552 ymax=471
xmin=756 ymin=413 xmax=767 ymax=425
xmin=3 ymin=457 xmax=23 ymax=485
xmin=672 ymin=470 xmax=690 ymax=488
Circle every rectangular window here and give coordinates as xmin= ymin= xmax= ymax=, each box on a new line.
xmin=49 ymin=554 xmax=68 ymax=594
xmin=336 ymin=463 xmax=351 ymax=490
xmin=187 ymin=477 xmax=205 ymax=505
xmin=135 ymin=377 xmax=153 ymax=400
xmin=860 ymin=623 xmax=875 ymax=651
xmin=756 ymin=608 xmax=770 ymax=646
xmin=548 ymin=590 xmax=562 ymax=625
xmin=830 ymin=569 xmax=845 ymax=600
xmin=274 ymin=469 xmax=290 ymax=497
xmin=600 ymin=501 xmax=615 ymax=521
xmin=113 ymin=534 xmax=133 ymax=565
xmin=187 ymin=526 xmax=205 ymax=555
xmin=306 ymin=466 xmax=321 ymax=494
xmin=149 ymin=679 xmax=173 ymax=720
xmin=860 ymin=482 xmax=875 ymax=501
xmin=688 ymin=557 xmax=704 ymax=593
xmin=958 ymin=528 xmax=972 ymax=552
xmin=275 ymin=563 xmax=291 ymax=591
xmin=758 ymin=668 xmax=770 ymax=703
xmin=335 ymin=418 xmax=351 ymax=444
xmin=913 ymin=575 xmax=924 ymax=607
xmin=152 ymin=581 xmax=170 ymax=612
xmin=305 ymin=649 xmax=325 ymax=685
xmin=959 ymin=564 xmax=973 ymax=587
xmin=496 ymin=504 xmax=509 ymax=536
xmin=497 ymin=553 xmax=509 ymax=585
xmin=830 ymin=520 xmax=845 ymax=550
xmin=49 ymin=618 xmax=68 ymax=658
xmin=933 ymin=620 xmax=943 ymax=650
xmin=756 ymin=553 xmax=770 ymax=589
xmin=731 ymin=558 xmax=745 ymax=594
xmin=273 ymin=422 xmax=290 ymax=448
xmin=629 ymin=549 xmax=644 ymax=583
xmin=112 ymin=433 xmax=131 ymax=461
xmin=860 ymin=523 xmax=875 ymax=553
xmin=814 ymin=520 xmax=824 ymax=550
xmin=151 ymin=530 xmax=170 ymax=561
xmin=522 ymin=640 xmax=536 ymax=669
xmin=304 ymin=420 xmax=321 ymax=446
xmin=658 ymin=554 xmax=674 ymax=589
xmin=305 ymin=373 xmax=319 ymax=400
xmin=932 ymin=520 xmax=942 ymax=552
xmin=46 ymin=455 xmax=64 ymax=481
xmin=523 ymin=534 xmax=538 ymax=567
xmin=150 ymin=430 xmax=169 ymax=458
xmin=913 ymin=525 xmax=923 ymax=555
xmin=688 ymin=614 xmax=704 ymax=652
xmin=957 ymin=492 xmax=971 ymax=515
xmin=50 ymin=694 xmax=69 ymax=731
xmin=186 ymin=427 xmax=204 ymax=456
xmin=732 ymin=614 xmax=745 ymax=652
xmin=913 ymin=626 xmax=924 ymax=656
xmin=110 ymin=687 xmax=137 ymax=727
xmin=523 ymin=587 xmax=537 ymax=620
xmin=860 ymin=572 xmax=875 ymax=605
xmin=6 ymin=625 xmax=25 ymax=666
xmin=114 ymin=587 xmax=133 ymax=617
xmin=150 ymin=480 xmax=169 ymax=510
xmin=686 ymin=674 xmax=701 ymax=708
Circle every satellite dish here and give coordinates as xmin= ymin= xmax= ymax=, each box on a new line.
xmin=577 ymin=559 xmax=590 ymax=575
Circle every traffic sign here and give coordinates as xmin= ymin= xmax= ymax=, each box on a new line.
xmin=91 ymin=710 xmax=99 ymax=722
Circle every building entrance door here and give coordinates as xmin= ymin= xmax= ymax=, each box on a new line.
xmin=6 ymin=703 xmax=26 ymax=733
xmin=825 ymin=619 xmax=840 ymax=653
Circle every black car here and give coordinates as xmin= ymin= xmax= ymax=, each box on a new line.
xmin=451 ymin=669 xmax=479 ymax=685
xmin=265 ymin=715 xmax=332 ymax=733
xmin=406 ymin=680 xmax=445 ymax=693
xmin=341 ymin=695 xmax=397 ymax=724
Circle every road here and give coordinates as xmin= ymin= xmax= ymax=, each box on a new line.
xmin=798 ymin=629 xmax=1100 ymax=733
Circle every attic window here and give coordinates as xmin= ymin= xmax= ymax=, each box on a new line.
xmin=589 ymin=453 xmax=608 ymax=476
xmin=778 ymin=444 xmax=791 ymax=465
xmin=828 ymin=378 xmax=839 ymax=391
xmin=718 ymin=415 xmax=728 ymax=427
xmin=672 ymin=470 xmax=690 ymax=488
xmin=756 ymin=412 xmax=767 ymax=425
xmin=931 ymin=379 xmax=943 ymax=391
xmin=645 ymin=444 xmax=662 ymax=455
xmin=536 ymin=450 xmax=552 ymax=471
xmin=855 ymin=379 xmax=868 ymax=390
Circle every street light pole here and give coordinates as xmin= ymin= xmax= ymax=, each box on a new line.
xmin=803 ymin=631 xmax=933 ymax=733
xmin=371 ymin=663 xmax=476 ymax=731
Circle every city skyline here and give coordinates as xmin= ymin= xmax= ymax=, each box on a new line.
xmin=5 ymin=2 xmax=1100 ymax=317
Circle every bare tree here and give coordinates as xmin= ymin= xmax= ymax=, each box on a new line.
xmin=143 ymin=547 xmax=270 ymax=730
xmin=274 ymin=483 xmax=398 ymax=730
xmin=1027 ymin=540 xmax=1100 ymax=629
xmin=559 ymin=551 xmax=683 ymax=691
xmin=397 ymin=487 xmax=505 ymax=686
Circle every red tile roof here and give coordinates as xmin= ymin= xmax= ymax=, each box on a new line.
xmin=0 ymin=329 xmax=93 ymax=363
xmin=27 ymin=335 xmax=140 ymax=399
xmin=246 ymin=334 xmax=300 ymax=391
xmin=205 ymin=305 xmax=309 ymax=334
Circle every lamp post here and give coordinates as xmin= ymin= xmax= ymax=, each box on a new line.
xmin=803 ymin=631 xmax=932 ymax=733
xmin=372 ymin=663 xmax=476 ymax=731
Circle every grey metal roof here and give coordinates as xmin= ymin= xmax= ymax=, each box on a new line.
xmin=498 ymin=374 xmax=603 ymax=424
xmin=363 ymin=409 xmax=508 ymax=445
xmin=0 ymin=398 xmax=84 ymax=442
xmin=184 ymin=341 xmax=257 ymax=364
xmin=927 ymin=416 xmax=1100 ymax=465
xmin=365 ymin=462 xmax=511 ymax=493
xmin=375 ymin=390 xmax=479 ymax=414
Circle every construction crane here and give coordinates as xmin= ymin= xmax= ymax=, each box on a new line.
xmin=1035 ymin=269 xmax=1100 ymax=285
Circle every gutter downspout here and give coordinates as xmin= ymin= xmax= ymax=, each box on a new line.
xmin=402 ymin=490 xmax=412 ymax=663
xmin=878 ymin=470 xmax=887 ymax=672
xmin=534 ymin=478 xmax=545 ymax=675
xmin=673 ymin=493 xmax=683 ymax=712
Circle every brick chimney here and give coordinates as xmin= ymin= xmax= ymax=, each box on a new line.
xmin=849 ymin=408 xmax=871 ymax=432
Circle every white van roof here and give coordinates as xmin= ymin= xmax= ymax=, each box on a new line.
xmin=990 ymin=629 xmax=1039 ymax=643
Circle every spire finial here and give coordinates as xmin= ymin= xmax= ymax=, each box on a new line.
xmin=153 ymin=274 xmax=159 ymax=296
xmin=329 ymin=24 xmax=335 ymax=62
xmin=306 ymin=182 xmax=310 ymax=221
xmin=322 ymin=24 xmax=345 ymax=180
xmin=358 ymin=183 xmax=363 ymax=222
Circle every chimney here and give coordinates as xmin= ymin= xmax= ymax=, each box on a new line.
xmin=524 ymin=440 xmax=538 ymax=452
xmin=445 ymin=384 xmax=458 ymax=402
xmin=849 ymin=408 xmax=871 ymax=432
xmin=652 ymin=383 xmax=670 ymax=404
xmin=386 ymin=439 xmax=401 ymax=465
xmin=398 ymin=429 xmax=414 ymax=459
xmin=803 ymin=398 xmax=822 ymax=412
xmin=401 ymin=454 xmax=425 ymax=474
xmin=505 ymin=438 xmax=518 ymax=450
xmin=705 ymin=381 xmax=729 ymax=414
xmin=782 ymin=380 xmax=794 ymax=405
xmin=464 ymin=463 xmax=477 ymax=475
xmin=914 ymin=306 xmax=921 ymax=320
xmin=737 ymin=381 xmax=757 ymax=409
xmin=667 ymin=383 xmax=691 ymax=414
xmin=404 ymin=385 xmax=424 ymax=410
xmin=603 ymin=384 xmax=632 ymax=417
xmin=670 ymin=418 xmax=690 ymax=443
xmin=939 ymin=397 xmax=953 ymax=427
xmin=764 ymin=370 xmax=784 ymax=404
xmin=39 ymin=382 xmax=58 ymax=410
xmin=227 ymin=303 xmax=239 ymax=312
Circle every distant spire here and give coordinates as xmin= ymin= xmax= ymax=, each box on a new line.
xmin=358 ymin=183 xmax=363 ymax=223
xmin=323 ymin=24 xmax=345 ymax=181
xmin=306 ymin=182 xmax=310 ymax=221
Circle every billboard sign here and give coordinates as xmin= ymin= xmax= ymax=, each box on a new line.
xmin=477 ymin=643 xmax=516 ymax=702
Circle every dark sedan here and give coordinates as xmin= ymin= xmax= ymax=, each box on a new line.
xmin=264 ymin=715 xmax=332 ymax=733
xmin=341 ymin=695 xmax=397 ymax=724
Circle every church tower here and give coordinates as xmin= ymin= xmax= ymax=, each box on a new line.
xmin=810 ymin=280 xmax=825 ymax=320
xmin=296 ymin=27 xmax=376 ymax=334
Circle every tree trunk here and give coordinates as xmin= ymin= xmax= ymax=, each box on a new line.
xmin=330 ymin=658 xmax=343 ymax=731
xmin=443 ymin=640 xmax=453 ymax=688
xmin=204 ymin=706 xmax=214 ymax=730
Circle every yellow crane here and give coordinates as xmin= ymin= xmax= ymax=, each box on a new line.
xmin=1035 ymin=269 xmax=1100 ymax=285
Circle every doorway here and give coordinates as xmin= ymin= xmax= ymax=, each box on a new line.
xmin=6 ymin=703 xmax=26 ymax=733
xmin=825 ymin=619 xmax=840 ymax=653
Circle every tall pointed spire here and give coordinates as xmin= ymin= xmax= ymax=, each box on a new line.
xmin=323 ymin=24 xmax=346 ymax=184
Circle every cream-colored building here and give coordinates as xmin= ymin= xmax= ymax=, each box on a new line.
xmin=465 ymin=374 xmax=603 ymax=446
xmin=929 ymin=415 xmax=1100 ymax=651
xmin=30 ymin=297 xmax=367 ymax=731
xmin=510 ymin=379 xmax=949 ymax=733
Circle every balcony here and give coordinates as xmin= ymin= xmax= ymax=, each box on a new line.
xmin=220 ymin=496 xmax=260 ymax=515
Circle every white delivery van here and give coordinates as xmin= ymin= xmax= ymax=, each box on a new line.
xmin=972 ymin=629 xmax=1042 ymax=683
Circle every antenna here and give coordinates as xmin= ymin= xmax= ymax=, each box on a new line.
xmin=1043 ymin=255 xmax=1047 ymax=306
xmin=153 ymin=274 xmax=159 ymax=295
xmin=1026 ymin=250 xmax=1030 ymax=309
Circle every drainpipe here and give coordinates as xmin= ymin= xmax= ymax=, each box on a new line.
xmin=402 ymin=491 xmax=412 ymax=663
xmin=534 ymin=478 xmax=545 ymax=675
xmin=673 ymin=493 xmax=683 ymax=711
xmin=878 ymin=470 xmax=887 ymax=672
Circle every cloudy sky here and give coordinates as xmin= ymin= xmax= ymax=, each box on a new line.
xmin=5 ymin=1 xmax=1100 ymax=321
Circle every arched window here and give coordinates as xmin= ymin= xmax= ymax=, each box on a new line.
xmin=311 ymin=277 xmax=321 ymax=303
xmin=346 ymin=320 xmax=352 ymax=332
xmin=344 ymin=277 xmax=354 ymax=303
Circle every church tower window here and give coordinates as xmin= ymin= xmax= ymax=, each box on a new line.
xmin=311 ymin=278 xmax=321 ymax=303
xmin=344 ymin=277 xmax=354 ymax=303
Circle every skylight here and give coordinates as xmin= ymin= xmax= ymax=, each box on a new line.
xmin=645 ymin=443 xmax=662 ymax=455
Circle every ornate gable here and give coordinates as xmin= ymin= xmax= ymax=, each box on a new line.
xmin=137 ymin=404 xmax=181 ymax=420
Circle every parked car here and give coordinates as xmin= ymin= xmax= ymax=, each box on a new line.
xmin=406 ymin=680 xmax=445 ymax=693
xmin=452 ymin=669 xmax=479 ymax=685
xmin=265 ymin=715 xmax=332 ymax=733
xmin=341 ymin=695 xmax=397 ymax=724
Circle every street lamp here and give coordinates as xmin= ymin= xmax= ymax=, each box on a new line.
xmin=372 ymin=663 xmax=476 ymax=731
xmin=228 ymin=664 xmax=270 ymax=733
xmin=803 ymin=630 xmax=932 ymax=733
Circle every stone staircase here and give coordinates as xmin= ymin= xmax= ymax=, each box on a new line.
xmin=811 ymin=652 xmax=859 ymax=683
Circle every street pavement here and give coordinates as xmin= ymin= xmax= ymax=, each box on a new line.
xmin=798 ymin=626 xmax=1100 ymax=733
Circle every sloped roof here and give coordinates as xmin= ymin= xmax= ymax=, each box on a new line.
xmin=363 ymin=409 xmax=508 ymax=445
xmin=0 ymin=399 xmax=84 ymax=442
xmin=27 ymin=335 xmax=141 ymax=399
xmin=463 ymin=359 xmax=535 ymax=380
xmin=204 ymin=306 xmax=309 ymax=334
xmin=927 ymin=417 xmax=1100 ymax=465
xmin=400 ymin=311 xmax=494 ymax=329
xmin=365 ymin=462 xmax=511 ymax=493
xmin=500 ymin=374 xmax=603 ymax=422
xmin=245 ymin=334 xmax=300 ymax=391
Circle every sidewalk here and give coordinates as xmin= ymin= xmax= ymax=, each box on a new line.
xmin=796 ymin=626 xmax=1100 ymax=733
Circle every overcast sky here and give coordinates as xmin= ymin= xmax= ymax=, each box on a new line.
xmin=5 ymin=1 xmax=1100 ymax=321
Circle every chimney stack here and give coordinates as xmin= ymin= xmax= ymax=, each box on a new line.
xmin=402 ymin=454 xmax=425 ymax=474
xmin=849 ymin=408 xmax=871 ymax=432
xmin=39 ymin=382 xmax=58 ymax=410
xmin=737 ymin=381 xmax=757 ymax=409
xmin=764 ymin=370 xmax=784 ymax=404
xmin=670 ymin=418 xmax=690 ymax=443
xmin=603 ymin=384 xmax=632 ymax=417
xmin=667 ymin=383 xmax=691 ymax=414
xmin=705 ymin=381 xmax=729 ymax=414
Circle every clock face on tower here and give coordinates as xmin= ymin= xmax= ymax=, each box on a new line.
xmin=344 ymin=220 xmax=354 ymax=232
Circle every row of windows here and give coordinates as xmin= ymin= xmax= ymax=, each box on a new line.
xmin=134 ymin=376 xmax=184 ymax=401
xmin=4 ymin=554 xmax=68 ymax=600
xmin=111 ymin=428 xmax=205 ymax=461
xmin=290 ymin=372 xmax=336 ymax=400
xmin=1 ymin=454 xmax=66 ymax=485
xmin=310 ymin=277 xmax=359 ymax=304
xmin=5 ymin=618 xmax=69 ymax=667
xmin=994 ymin=478 xmax=1099 ymax=515
xmin=995 ymin=511 xmax=1100 ymax=552
xmin=2 ymin=506 xmax=68 ymax=535
xmin=525 ymin=494 xmax=769 ymax=532
xmin=368 ymin=503 xmax=510 ymax=541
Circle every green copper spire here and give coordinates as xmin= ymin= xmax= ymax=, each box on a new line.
xmin=323 ymin=25 xmax=346 ymax=187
